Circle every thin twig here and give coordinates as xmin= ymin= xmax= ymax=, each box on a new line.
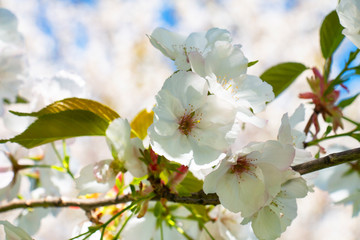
xmin=0 ymin=148 xmax=360 ymax=213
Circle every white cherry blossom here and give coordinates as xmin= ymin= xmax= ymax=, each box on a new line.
xmin=149 ymin=27 xmax=231 ymax=71
xmin=242 ymin=172 xmax=309 ymax=240
xmin=203 ymin=108 xmax=311 ymax=217
xmin=0 ymin=220 xmax=32 ymax=240
xmin=75 ymin=159 xmax=117 ymax=195
xmin=203 ymin=140 xmax=295 ymax=217
xmin=199 ymin=205 xmax=250 ymax=240
xmin=188 ymin=32 xmax=274 ymax=124
xmin=106 ymin=118 xmax=147 ymax=178
xmin=0 ymin=9 xmax=26 ymax=114
xmin=149 ymin=27 xmax=274 ymax=126
xmin=148 ymin=70 xmax=239 ymax=168
xmin=336 ymin=0 xmax=360 ymax=49
xmin=278 ymin=104 xmax=312 ymax=164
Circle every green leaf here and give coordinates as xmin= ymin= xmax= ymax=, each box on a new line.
xmin=10 ymin=97 xmax=120 ymax=122
xmin=2 ymin=98 xmax=120 ymax=148
xmin=176 ymin=171 xmax=203 ymax=196
xmin=338 ymin=94 xmax=360 ymax=109
xmin=351 ymin=134 xmax=360 ymax=142
xmin=153 ymin=201 xmax=163 ymax=218
xmin=320 ymin=10 xmax=344 ymax=59
xmin=184 ymin=204 xmax=209 ymax=220
xmin=7 ymin=110 xmax=110 ymax=148
xmin=130 ymin=109 xmax=154 ymax=140
xmin=248 ymin=60 xmax=259 ymax=67
xmin=260 ymin=62 xmax=307 ymax=97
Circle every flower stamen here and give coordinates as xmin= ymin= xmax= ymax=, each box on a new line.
xmin=230 ymin=155 xmax=254 ymax=175
xmin=178 ymin=110 xmax=199 ymax=136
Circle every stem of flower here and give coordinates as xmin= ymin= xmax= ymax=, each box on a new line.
xmin=305 ymin=128 xmax=358 ymax=146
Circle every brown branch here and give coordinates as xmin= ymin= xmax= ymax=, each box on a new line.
xmin=0 ymin=148 xmax=359 ymax=214
xmin=291 ymin=147 xmax=360 ymax=175
xmin=0 ymin=195 xmax=135 ymax=213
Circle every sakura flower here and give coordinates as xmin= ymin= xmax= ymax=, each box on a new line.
xmin=278 ymin=104 xmax=312 ymax=164
xmin=106 ymin=118 xmax=147 ymax=178
xmin=148 ymin=71 xmax=239 ymax=168
xmin=199 ymin=205 xmax=249 ymax=240
xmin=206 ymin=73 xmax=274 ymax=127
xmin=75 ymin=159 xmax=117 ymax=195
xmin=189 ymin=40 xmax=248 ymax=79
xmin=203 ymin=140 xmax=295 ymax=217
xmin=76 ymin=118 xmax=147 ymax=194
xmin=122 ymin=204 xmax=199 ymax=240
xmin=0 ymin=221 xmax=32 ymax=240
xmin=149 ymin=27 xmax=230 ymax=71
xmin=0 ymin=8 xmax=23 ymax=45
xmin=242 ymin=172 xmax=309 ymax=240
xmin=19 ymin=70 xmax=87 ymax=111
xmin=336 ymin=0 xmax=360 ymax=48
xmin=0 ymin=48 xmax=25 ymax=112
xmin=315 ymin=145 xmax=360 ymax=216
xmin=278 ymin=104 xmax=306 ymax=148
xmin=189 ymin=34 xmax=274 ymax=123
xmin=0 ymin=9 xmax=26 ymax=114
xmin=149 ymin=27 xmax=274 ymax=124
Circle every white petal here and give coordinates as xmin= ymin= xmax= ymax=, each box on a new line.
xmin=270 ymin=197 xmax=298 ymax=233
xmin=257 ymin=140 xmax=295 ymax=170
xmin=251 ymin=206 xmax=282 ymax=240
xmin=289 ymin=104 xmax=305 ymax=127
xmin=75 ymin=161 xmax=115 ymax=195
xmin=106 ymin=118 xmax=131 ymax=157
xmin=217 ymin=167 xmax=266 ymax=217
xmin=279 ymin=177 xmax=309 ymax=199
xmin=205 ymin=28 xmax=232 ymax=46
xmin=149 ymin=27 xmax=186 ymax=59
xmin=293 ymin=148 xmax=312 ymax=164
xmin=149 ymin=125 xmax=192 ymax=165
xmin=203 ymin=160 xmax=230 ymax=194
xmin=161 ymin=71 xmax=208 ymax=109
xmin=336 ymin=0 xmax=360 ymax=48
xmin=257 ymin=162 xmax=285 ymax=200
xmin=278 ymin=113 xmax=293 ymax=145
xmin=125 ymin=138 xmax=147 ymax=178
xmin=188 ymin=51 xmax=206 ymax=77
xmin=205 ymin=41 xmax=248 ymax=79
xmin=155 ymin=87 xmax=185 ymax=122
xmin=0 ymin=221 xmax=32 ymax=240
xmin=185 ymin=31 xmax=207 ymax=52
xmin=190 ymin=137 xmax=224 ymax=166
xmin=234 ymin=74 xmax=274 ymax=113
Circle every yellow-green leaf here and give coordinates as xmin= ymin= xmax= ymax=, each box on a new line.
xmin=1 ymin=98 xmax=120 ymax=148
xmin=176 ymin=171 xmax=203 ymax=196
xmin=130 ymin=109 xmax=154 ymax=139
xmin=10 ymin=97 xmax=120 ymax=122
xmin=260 ymin=62 xmax=307 ymax=97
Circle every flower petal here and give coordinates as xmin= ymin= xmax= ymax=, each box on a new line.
xmin=216 ymin=167 xmax=266 ymax=217
xmin=149 ymin=27 xmax=186 ymax=59
xmin=251 ymin=206 xmax=282 ymax=240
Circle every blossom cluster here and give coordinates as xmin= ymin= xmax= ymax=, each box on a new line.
xmin=3 ymin=0 xmax=360 ymax=238
xmin=144 ymin=28 xmax=310 ymax=239
xmin=75 ymin=26 xmax=312 ymax=239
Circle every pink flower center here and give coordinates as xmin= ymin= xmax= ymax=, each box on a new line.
xmin=230 ymin=155 xmax=254 ymax=175
xmin=178 ymin=111 xmax=200 ymax=136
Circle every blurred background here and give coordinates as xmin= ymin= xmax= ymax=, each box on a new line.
xmin=0 ymin=0 xmax=360 ymax=239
